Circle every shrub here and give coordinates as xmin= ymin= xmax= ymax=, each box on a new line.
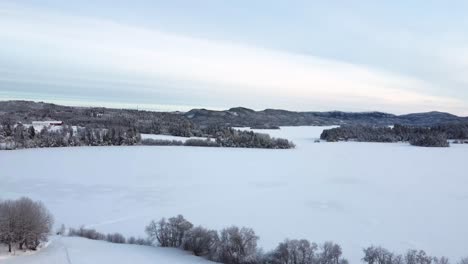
xmin=145 ymin=215 xmax=193 ymax=247
xmin=106 ymin=233 xmax=126 ymax=244
xmin=183 ymin=226 xmax=218 ymax=256
xmin=69 ymin=227 xmax=105 ymax=240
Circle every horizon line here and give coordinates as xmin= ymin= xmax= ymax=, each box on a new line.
xmin=1 ymin=98 xmax=467 ymax=118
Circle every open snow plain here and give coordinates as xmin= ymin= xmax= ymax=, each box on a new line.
xmin=1 ymin=126 xmax=467 ymax=263
xmin=2 ymin=236 xmax=213 ymax=264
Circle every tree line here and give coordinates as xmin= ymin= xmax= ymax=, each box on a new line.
xmin=320 ymin=124 xmax=459 ymax=147
xmin=1 ymin=122 xmax=295 ymax=150
xmin=362 ymin=246 xmax=468 ymax=264
xmin=3 ymin=202 xmax=468 ymax=264
xmin=0 ymin=122 xmax=141 ymax=150
xmin=141 ymin=214 xmax=467 ymax=264
xmin=0 ymin=197 xmax=53 ymax=252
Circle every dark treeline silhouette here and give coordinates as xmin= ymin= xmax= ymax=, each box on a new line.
xmin=319 ymin=124 xmax=464 ymax=147
xmin=0 ymin=197 xmax=53 ymax=252
xmin=0 ymin=123 xmax=141 ymax=150
xmin=249 ymin=124 xmax=281 ymax=130
xmin=140 ymin=138 xmax=185 ymax=146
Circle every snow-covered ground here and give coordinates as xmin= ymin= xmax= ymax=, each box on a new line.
xmin=141 ymin=133 xmax=212 ymax=142
xmin=1 ymin=126 xmax=467 ymax=263
xmin=2 ymin=236 xmax=213 ymax=264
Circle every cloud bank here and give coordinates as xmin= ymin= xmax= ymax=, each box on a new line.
xmin=0 ymin=4 xmax=466 ymax=114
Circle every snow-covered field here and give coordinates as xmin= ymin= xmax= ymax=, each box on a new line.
xmin=1 ymin=126 xmax=467 ymax=263
xmin=141 ymin=133 xmax=212 ymax=142
xmin=2 ymin=236 xmax=213 ymax=264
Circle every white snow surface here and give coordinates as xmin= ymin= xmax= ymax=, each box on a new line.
xmin=1 ymin=126 xmax=467 ymax=263
xmin=141 ymin=133 xmax=212 ymax=142
xmin=2 ymin=236 xmax=213 ymax=264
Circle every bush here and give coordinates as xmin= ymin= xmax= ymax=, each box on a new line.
xmin=68 ymin=227 xmax=106 ymax=240
xmin=145 ymin=215 xmax=193 ymax=247
xmin=183 ymin=226 xmax=218 ymax=256
xmin=106 ymin=233 xmax=126 ymax=244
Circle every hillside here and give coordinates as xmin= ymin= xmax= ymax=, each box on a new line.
xmin=2 ymin=236 xmax=214 ymax=264
xmin=1 ymin=101 xmax=467 ymax=131
xmin=186 ymin=108 xmax=468 ymax=127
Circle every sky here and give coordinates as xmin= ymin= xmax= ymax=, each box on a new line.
xmin=1 ymin=1 xmax=468 ymax=115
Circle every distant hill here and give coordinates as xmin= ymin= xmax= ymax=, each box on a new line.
xmin=185 ymin=107 xmax=468 ymax=127
xmin=1 ymin=100 xmax=467 ymax=129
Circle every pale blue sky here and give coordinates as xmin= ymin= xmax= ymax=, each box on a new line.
xmin=1 ymin=1 xmax=468 ymax=114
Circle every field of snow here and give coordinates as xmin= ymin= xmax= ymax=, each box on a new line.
xmin=141 ymin=133 xmax=212 ymax=142
xmin=2 ymin=236 xmax=213 ymax=264
xmin=1 ymin=126 xmax=467 ymax=263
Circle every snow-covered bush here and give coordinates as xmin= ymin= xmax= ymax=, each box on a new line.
xmin=106 ymin=233 xmax=126 ymax=244
xmin=68 ymin=227 xmax=106 ymax=240
xmin=183 ymin=226 xmax=218 ymax=256
xmin=145 ymin=215 xmax=193 ymax=247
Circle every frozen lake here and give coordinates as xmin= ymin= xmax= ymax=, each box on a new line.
xmin=1 ymin=126 xmax=467 ymax=263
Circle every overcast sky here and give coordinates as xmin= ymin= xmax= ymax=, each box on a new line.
xmin=1 ymin=1 xmax=468 ymax=114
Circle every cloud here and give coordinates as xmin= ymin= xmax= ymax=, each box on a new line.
xmin=0 ymin=3 xmax=467 ymax=114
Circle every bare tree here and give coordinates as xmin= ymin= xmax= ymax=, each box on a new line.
xmin=319 ymin=242 xmax=343 ymax=264
xmin=363 ymin=246 xmax=399 ymax=264
xmin=434 ymin=257 xmax=450 ymax=264
xmin=0 ymin=197 xmax=53 ymax=252
xmin=215 ymin=226 xmax=259 ymax=264
xmin=267 ymin=239 xmax=318 ymax=264
xmin=0 ymin=200 xmax=16 ymax=252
